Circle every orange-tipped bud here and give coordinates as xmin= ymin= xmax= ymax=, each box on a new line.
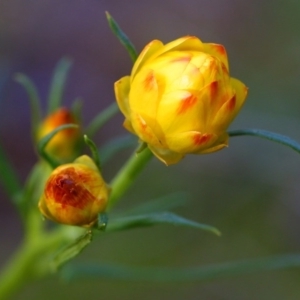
xmin=115 ymin=36 xmax=248 ymax=165
xmin=38 ymin=155 xmax=110 ymax=227
xmin=37 ymin=108 xmax=80 ymax=160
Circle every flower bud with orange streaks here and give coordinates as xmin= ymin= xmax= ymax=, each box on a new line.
xmin=38 ymin=155 xmax=110 ymax=227
xmin=37 ymin=107 xmax=80 ymax=160
xmin=115 ymin=36 xmax=248 ymax=165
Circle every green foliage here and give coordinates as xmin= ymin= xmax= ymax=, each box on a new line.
xmin=85 ymin=103 xmax=119 ymax=138
xmin=106 ymin=211 xmax=220 ymax=235
xmin=47 ymin=57 xmax=72 ymax=114
xmin=15 ymin=73 xmax=41 ymax=138
xmin=61 ymin=254 xmax=300 ymax=282
xmin=229 ymin=129 xmax=300 ymax=154
xmin=99 ymin=134 xmax=137 ymax=164
xmin=37 ymin=123 xmax=79 ymax=168
xmin=83 ymin=135 xmax=102 ymax=172
xmin=52 ymin=231 xmax=93 ymax=271
xmin=105 ymin=11 xmax=138 ymax=62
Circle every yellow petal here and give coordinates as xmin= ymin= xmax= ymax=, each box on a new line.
xmin=114 ymin=76 xmax=131 ymax=119
xmin=130 ymin=112 xmax=164 ymax=148
xmin=153 ymin=36 xmax=204 ymax=59
xmin=166 ymin=131 xmax=220 ymax=154
xmin=123 ymin=119 xmax=136 ymax=135
xmin=131 ymin=40 xmax=164 ymax=79
xmin=148 ymin=144 xmax=184 ymax=165
xmin=129 ymin=68 xmax=161 ymax=118
xmin=195 ymin=132 xmax=228 ymax=154
xmin=212 ymin=78 xmax=247 ymax=131
xmin=157 ymin=88 xmax=211 ymax=135
xmin=38 ymin=196 xmax=56 ymax=222
xmin=74 ymin=155 xmax=98 ymax=171
xmin=203 ymin=43 xmax=229 ymax=71
xmin=143 ymin=52 xmax=193 ymax=92
xmin=230 ymin=77 xmax=248 ymax=113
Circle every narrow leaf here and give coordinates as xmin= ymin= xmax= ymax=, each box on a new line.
xmin=123 ymin=192 xmax=188 ymax=215
xmin=61 ymin=254 xmax=300 ymax=282
xmin=106 ymin=212 xmax=220 ymax=236
xmin=84 ymin=135 xmax=102 ymax=172
xmin=37 ymin=123 xmax=78 ymax=168
xmin=0 ymin=142 xmax=21 ymax=199
xmin=52 ymin=231 xmax=93 ymax=271
xmin=99 ymin=134 xmax=137 ymax=164
xmin=47 ymin=57 xmax=72 ymax=113
xmin=71 ymin=97 xmax=83 ymax=123
xmin=85 ymin=103 xmax=119 ymax=137
xmin=229 ymin=129 xmax=300 ymax=155
xmin=105 ymin=11 xmax=138 ymax=62
xmin=15 ymin=73 xmax=41 ymax=137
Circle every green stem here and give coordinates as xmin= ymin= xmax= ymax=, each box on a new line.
xmin=108 ymin=147 xmax=153 ymax=210
xmin=0 ymin=228 xmax=69 ymax=300
xmin=229 ymin=129 xmax=300 ymax=154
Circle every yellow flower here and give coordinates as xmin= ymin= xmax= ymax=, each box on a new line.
xmin=37 ymin=108 xmax=80 ymax=160
xmin=115 ymin=36 xmax=248 ymax=165
xmin=38 ymin=155 xmax=110 ymax=227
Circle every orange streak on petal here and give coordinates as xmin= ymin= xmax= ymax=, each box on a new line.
xmin=143 ymin=71 xmax=156 ymax=91
xmin=177 ymin=93 xmax=198 ymax=114
xmin=193 ymin=133 xmax=211 ymax=146
xmin=227 ymin=95 xmax=236 ymax=112
xmin=171 ymin=56 xmax=191 ymax=63
xmin=209 ymin=81 xmax=218 ymax=101
xmin=214 ymin=44 xmax=226 ymax=55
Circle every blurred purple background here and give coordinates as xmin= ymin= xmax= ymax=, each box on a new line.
xmin=1 ymin=0 xmax=300 ymax=299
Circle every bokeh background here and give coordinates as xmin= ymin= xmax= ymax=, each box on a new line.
xmin=1 ymin=0 xmax=300 ymax=299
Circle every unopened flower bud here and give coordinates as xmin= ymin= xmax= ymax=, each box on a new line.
xmin=38 ymin=155 xmax=110 ymax=227
xmin=37 ymin=108 xmax=80 ymax=160
xmin=115 ymin=36 xmax=248 ymax=165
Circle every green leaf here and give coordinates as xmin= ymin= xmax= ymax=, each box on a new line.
xmin=61 ymin=254 xmax=300 ymax=282
xmin=123 ymin=192 xmax=188 ymax=215
xmin=83 ymin=135 xmax=102 ymax=172
xmin=20 ymin=161 xmax=52 ymax=217
xmin=15 ymin=73 xmax=41 ymax=137
xmin=47 ymin=57 xmax=72 ymax=114
xmin=71 ymin=97 xmax=83 ymax=123
xmin=51 ymin=230 xmax=93 ymax=271
xmin=0 ymin=141 xmax=22 ymax=200
xmin=99 ymin=134 xmax=137 ymax=164
xmin=229 ymin=129 xmax=300 ymax=155
xmin=94 ymin=213 xmax=108 ymax=231
xmin=85 ymin=103 xmax=119 ymax=137
xmin=106 ymin=12 xmax=138 ymax=62
xmin=37 ymin=123 xmax=79 ymax=168
xmin=106 ymin=212 xmax=220 ymax=236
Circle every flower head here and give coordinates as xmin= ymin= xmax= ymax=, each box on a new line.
xmin=38 ymin=155 xmax=110 ymax=227
xmin=115 ymin=36 xmax=248 ymax=165
xmin=37 ymin=108 xmax=80 ymax=160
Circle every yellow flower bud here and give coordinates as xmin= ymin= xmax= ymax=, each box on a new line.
xmin=115 ymin=36 xmax=248 ymax=165
xmin=37 ymin=108 xmax=80 ymax=160
xmin=38 ymin=155 xmax=110 ymax=227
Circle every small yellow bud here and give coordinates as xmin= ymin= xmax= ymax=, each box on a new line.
xmin=38 ymin=155 xmax=110 ymax=227
xmin=114 ymin=36 xmax=248 ymax=165
xmin=37 ymin=108 xmax=80 ymax=160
